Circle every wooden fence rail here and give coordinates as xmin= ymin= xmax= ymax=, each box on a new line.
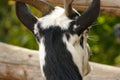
xmin=45 ymin=0 xmax=120 ymax=16
xmin=9 ymin=0 xmax=120 ymax=16
xmin=0 ymin=42 xmax=120 ymax=80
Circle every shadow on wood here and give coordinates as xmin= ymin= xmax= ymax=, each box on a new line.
xmin=0 ymin=42 xmax=120 ymax=80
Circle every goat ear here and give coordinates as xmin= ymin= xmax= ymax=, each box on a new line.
xmin=16 ymin=2 xmax=38 ymax=33
xmin=64 ymin=0 xmax=74 ymax=17
xmin=75 ymin=0 xmax=100 ymax=35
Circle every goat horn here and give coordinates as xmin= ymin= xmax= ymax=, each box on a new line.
xmin=64 ymin=0 xmax=74 ymax=17
xmin=16 ymin=2 xmax=37 ymax=32
xmin=11 ymin=0 xmax=54 ymax=16
xmin=75 ymin=0 xmax=100 ymax=34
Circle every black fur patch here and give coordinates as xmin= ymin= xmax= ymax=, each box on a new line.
xmin=80 ymin=36 xmax=84 ymax=48
xmin=68 ymin=11 xmax=80 ymax=20
xmin=41 ymin=27 xmax=82 ymax=80
xmin=69 ymin=21 xmax=76 ymax=34
xmin=66 ymin=33 xmax=70 ymax=41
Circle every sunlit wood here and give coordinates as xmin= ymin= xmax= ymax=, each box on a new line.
xmin=0 ymin=42 xmax=120 ymax=80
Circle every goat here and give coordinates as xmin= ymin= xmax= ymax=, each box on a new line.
xmin=14 ymin=0 xmax=100 ymax=80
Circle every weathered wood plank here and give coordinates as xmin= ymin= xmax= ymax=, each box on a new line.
xmin=46 ymin=0 xmax=120 ymax=8
xmin=9 ymin=0 xmax=120 ymax=16
xmin=45 ymin=0 xmax=120 ymax=16
xmin=84 ymin=62 xmax=120 ymax=80
xmin=0 ymin=42 xmax=120 ymax=80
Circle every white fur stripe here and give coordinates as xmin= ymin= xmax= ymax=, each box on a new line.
xmin=39 ymin=38 xmax=46 ymax=80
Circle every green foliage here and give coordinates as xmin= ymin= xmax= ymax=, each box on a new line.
xmin=0 ymin=1 xmax=120 ymax=65
xmin=89 ymin=14 xmax=120 ymax=65
xmin=0 ymin=1 xmax=38 ymax=50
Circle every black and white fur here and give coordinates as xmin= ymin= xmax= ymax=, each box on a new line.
xmin=35 ymin=7 xmax=90 ymax=79
xmin=15 ymin=0 xmax=100 ymax=80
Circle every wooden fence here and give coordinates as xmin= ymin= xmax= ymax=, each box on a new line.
xmin=1 ymin=0 xmax=120 ymax=80
xmin=46 ymin=0 xmax=120 ymax=16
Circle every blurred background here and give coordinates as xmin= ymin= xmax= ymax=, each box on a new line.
xmin=0 ymin=0 xmax=120 ymax=66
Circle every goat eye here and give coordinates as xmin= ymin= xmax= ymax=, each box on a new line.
xmin=35 ymin=33 xmax=40 ymax=42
